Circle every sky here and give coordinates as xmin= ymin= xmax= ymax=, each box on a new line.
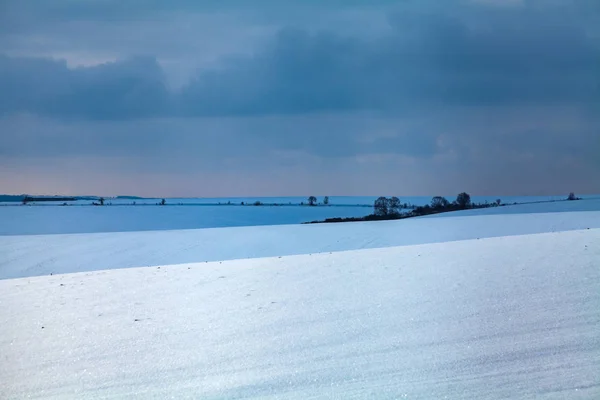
xmin=0 ymin=0 xmax=598 ymax=197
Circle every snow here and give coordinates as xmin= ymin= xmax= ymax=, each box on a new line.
xmin=0 ymin=204 xmax=372 ymax=235
xmin=1 ymin=229 xmax=599 ymax=399
xmin=1 ymin=210 xmax=599 ymax=279
xmin=3 ymin=197 xmax=599 ymax=236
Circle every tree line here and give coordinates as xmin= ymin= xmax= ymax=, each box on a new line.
xmin=374 ymin=192 xmax=480 ymax=217
xmin=306 ymin=192 xmax=581 ymax=224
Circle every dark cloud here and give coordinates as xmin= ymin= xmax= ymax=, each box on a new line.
xmin=1 ymin=1 xmax=598 ymax=119
xmin=183 ymin=2 xmax=599 ymax=114
xmin=0 ymin=0 xmax=397 ymax=26
xmin=0 ymin=114 xmax=439 ymax=166
xmin=0 ymin=55 xmax=169 ymax=119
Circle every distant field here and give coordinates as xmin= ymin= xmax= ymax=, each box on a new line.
xmin=0 ymin=204 xmax=372 ymax=235
xmin=2 ymin=206 xmax=599 ymax=279
xmin=1 ymin=195 xmax=598 ymax=236
xmin=2 ymin=194 xmax=596 ymax=206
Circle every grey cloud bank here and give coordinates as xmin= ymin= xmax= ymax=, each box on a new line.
xmin=0 ymin=0 xmax=598 ymax=196
xmin=2 ymin=2 xmax=599 ymax=118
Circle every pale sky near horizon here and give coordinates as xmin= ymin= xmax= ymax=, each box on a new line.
xmin=0 ymin=0 xmax=598 ymax=197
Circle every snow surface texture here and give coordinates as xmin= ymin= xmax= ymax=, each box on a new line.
xmin=1 ymin=229 xmax=599 ymax=399
xmin=1 ymin=211 xmax=599 ymax=279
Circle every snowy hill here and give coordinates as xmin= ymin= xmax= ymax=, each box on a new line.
xmin=1 ymin=229 xmax=599 ymax=399
xmin=1 ymin=210 xmax=599 ymax=279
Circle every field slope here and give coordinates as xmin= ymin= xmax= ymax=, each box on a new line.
xmin=1 ymin=229 xmax=599 ymax=399
xmin=2 ymin=210 xmax=600 ymax=279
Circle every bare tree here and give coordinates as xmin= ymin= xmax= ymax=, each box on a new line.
xmin=389 ymin=197 xmax=401 ymax=215
xmin=99 ymin=197 xmax=105 ymax=206
xmin=567 ymin=192 xmax=577 ymax=201
xmin=431 ymin=196 xmax=449 ymax=209
xmin=323 ymin=196 xmax=330 ymax=205
xmin=455 ymin=192 xmax=471 ymax=209
xmin=495 ymin=199 xmax=502 ymax=206
xmin=160 ymin=199 xmax=166 ymax=206
xmin=374 ymin=197 xmax=389 ymax=216
xmin=308 ymin=196 xmax=317 ymax=206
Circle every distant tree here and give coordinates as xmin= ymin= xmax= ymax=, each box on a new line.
xmin=388 ymin=197 xmax=401 ymax=215
xmin=323 ymin=196 xmax=330 ymax=205
xmin=241 ymin=201 xmax=245 ymax=205
xmin=455 ymin=192 xmax=471 ymax=209
xmin=308 ymin=196 xmax=317 ymax=206
xmin=160 ymin=199 xmax=166 ymax=206
xmin=254 ymin=201 xmax=262 ymax=206
xmin=567 ymin=192 xmax=577 ymax=201
xmin=99 ymin=197 xmax=105 ymax=206
xmin=374 ymin=197 xmax=390 ymax=216
xmin=431 ymin=196 xmax=449 ymax=209
xmin=495 ymin=199 xmax=502 ymax=206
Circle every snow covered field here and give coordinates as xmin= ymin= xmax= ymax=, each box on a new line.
xmin=1 ymin=229 xmax=599 ymax=399
xmin=2 ymin=209 xmax=600 ymax=279
xmin=0 ymin=204 xmax=372 ymax=235
xmin=3 ymin=196 xmax=598 ymax=236
xmin=1 ymin=199 xmax=599 ymax=398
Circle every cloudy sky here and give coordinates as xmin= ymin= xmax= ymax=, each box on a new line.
xmin=0 ymin=0 xmax=598 ymax=197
